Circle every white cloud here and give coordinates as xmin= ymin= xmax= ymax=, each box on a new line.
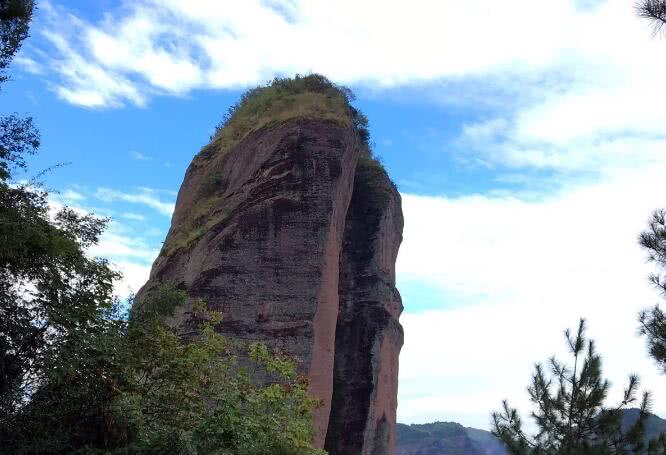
xmin=90 ymin=223 xmax=159 ymax=298
xmin=396 ymin=160 xmax=666 ymax=428
xmin=95 ymin=187 xmax=175 ymax=216
xmin=113 ymin=261 xmax=153 ymax=299
xmin=32 ymin=0 xmax=665 ymax=108
xmin=93 ymin=228 xmax=157 ymax=299
xmin=51 ymin=188 xmax=86 ymax=204
xmin=38 ymin=4 xmax=147 ymax=108
xmin=90 ymin=231 xmax=158 ymax=263
xmin=62 ymin=189 xmax=85 ymax=201
xmin=447 ymin=3 xmax=666 ymax=179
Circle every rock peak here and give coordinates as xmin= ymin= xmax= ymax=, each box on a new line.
xmin=139 ymin=74 xmax=404 ymax=454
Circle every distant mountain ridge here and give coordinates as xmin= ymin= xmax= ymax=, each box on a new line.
xmin=395 ymin=422 xmax=506 ymax=455
xmin=397 ymin=410 xmax=666 ymax=455
xmin=622 ymin=408 xmax=666 ymax=442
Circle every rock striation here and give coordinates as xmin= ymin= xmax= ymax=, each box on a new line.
xmin=138 ymin=76 xmax=404 ymax=454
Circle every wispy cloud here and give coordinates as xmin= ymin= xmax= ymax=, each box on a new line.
xmin=95 ymin=187 xmax=175 ymax=216
xmin=121 ymin=212 xmax=146 ymax=221
xmin=13 ymin=55 xmax=44 ymax=75
xmin=37 ymin=2 xmax=147 ymax=108
xmin=90 ymin=230 xmax=158 ymax=263
xmin=130 ymin=151 xmax=152 ymax=161
xmin=53 ymin=188 xmax=86 ymax=204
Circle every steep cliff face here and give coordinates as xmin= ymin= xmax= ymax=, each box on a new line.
xmin=138 ymin=76 xmax=403 ymax=453
xmin=324 ymin=159 xmax=404 ymax=455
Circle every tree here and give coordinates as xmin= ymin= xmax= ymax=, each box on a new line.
xmin=493 ymin=319 xmax=664 ymax=455
xmin=638 ymin=210 xmax=666 ymax=376
xmin=2 ymin=285 xmax=325 ymax=454
xmin=0 ymin=0 xmax=122 ymax=426
xmin=115 ymin=286 xmax=325 ymax=455
xmin=0 ymin=0 xmax=33 ymax=85
xmin=638 ymin=1 xmax=666 ymax=32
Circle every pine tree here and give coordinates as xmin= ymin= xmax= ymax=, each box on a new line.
xmin=638 ymin=1 xmax=666 ymax=32
xmin=493 ymin=319 xmax=664 ymax=455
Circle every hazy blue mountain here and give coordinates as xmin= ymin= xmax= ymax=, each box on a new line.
xmin=465 ymin=427 xmax=508 ymax=455
xmin=621 ymin=408 xmax=666 ymax=443
xmin=396 ymin=422 xmax=501 ymax=455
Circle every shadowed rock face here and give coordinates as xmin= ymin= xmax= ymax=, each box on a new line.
xmin=324 ymin=161 xmax=404 ymax=455
xmin=139 ymin=116 xmax=403 ymax=453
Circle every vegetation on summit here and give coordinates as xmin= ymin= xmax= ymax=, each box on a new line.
xmin=207 ymin=75 xmax=357 ymax=153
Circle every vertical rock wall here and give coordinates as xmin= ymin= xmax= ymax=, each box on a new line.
xmin=139 ymin=117 xmax=403 ymax=453
xmin=324 ymin=161 xmax=404 ymax=455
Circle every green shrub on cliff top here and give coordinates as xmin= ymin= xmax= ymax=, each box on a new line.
xmin=203 ymin=74 xmax=368 ymax=158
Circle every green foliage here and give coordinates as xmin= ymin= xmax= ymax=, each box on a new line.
xmin=638 ymin=210 xmax=666 ymax=298
xmin=638 ymin=210 xmax=666 ymax=381
xmin=2 ymin=284 xmax=325 ymax=454
xmin=0 ymin=95 xmax=120 ymax=445
xmin=493 ymin=319 xmax=665 ymax=455
xmin=115 ymin=287 xmax=325 ymax=455
xmin=398 ymin=422 xmax=467 ymax=442
xmin=638 ymin=0 xmax=666 ymax=32
xmin=1 ymin=3 xmax=123 ymax=443
xmin=0 ymin=167 xmax=118 ymax=415
xmin=0 ymin=14 xmax=122 ymax=445
xmin=0 ymin=113 xmax=39 ymax=180
xmin=638 ymin=211 xmax=666 ymax=452
xmin=0 ymin=0 xmax=33 ymax=85
xmin=207 ymin=74 xmax=361 ymax=152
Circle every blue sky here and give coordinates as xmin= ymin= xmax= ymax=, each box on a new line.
xmin=6 ymin=0 xmax=666 ymax=431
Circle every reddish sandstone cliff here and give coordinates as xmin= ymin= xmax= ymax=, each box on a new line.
xmin=138 ymin=76 xmax=403 ymax=453
xmin=324 ymin=158 xmax=404 ymax=455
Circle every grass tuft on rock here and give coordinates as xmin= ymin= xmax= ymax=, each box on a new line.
xmin=199 ymin=74 xmax=361 ymax=162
